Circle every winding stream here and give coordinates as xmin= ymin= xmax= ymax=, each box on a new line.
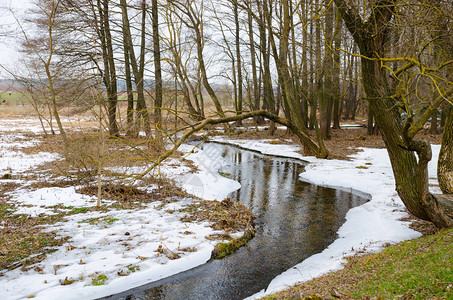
xmin=102 ymin=143 xmax=368 ymax=300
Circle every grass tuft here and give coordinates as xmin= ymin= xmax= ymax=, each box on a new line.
xmin=91 ymin=274 xmax=108 ymax=286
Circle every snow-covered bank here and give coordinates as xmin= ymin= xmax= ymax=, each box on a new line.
xmin=0 ymin=121 xmax=242 ymax=300
xmin=163 ymin=144 xmax=241 ymax=201
xmin=209 ymin=137 xmax=437 ymax=299
xmin=1 ymin=118 xmax=440 ymax=300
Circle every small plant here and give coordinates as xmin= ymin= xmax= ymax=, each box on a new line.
xmin=78 ymin=217 xmax=100 ymax=225
xmin=1 ymin=173 xmax=12 ymax=179
xmin=104 ymin=217 xmax=119 ymax=225
xmin=78 ymin=216 xmax=119 ymax=225
xmin=128 ymin=265 xmax=140 ymax=273
xmin=91 ymin=274 xmax=107 ymax=286
xmin=70 ymin=207 xmax=89 ymax=214
xmin=59 ymin=277 xmax=77 ymax=285
xmin=117 ymin=265 xmax=140 ymax=276
xmin=218 ymin=171 xmax=231 ymax=178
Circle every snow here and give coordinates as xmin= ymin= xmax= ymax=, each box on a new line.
xmin=0 ymin=131 xmax=60 ymax=175
xmin=3 ymin=198 xmax=219 ymax=300
xmin=209 ymin=137 xmax=435 ymax=299
xmin=0 ymin=120 xmax=241 ymax=300
xmin=0 ymin=119 xmax=440 ymax=300
xmin=175 ymin=144 xmax=241 ymax=200
xmin=209 ymin=137 xmax=310 ymax=161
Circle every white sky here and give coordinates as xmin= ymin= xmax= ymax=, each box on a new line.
xmin=0 ymin=0 xmax=31 ymax=76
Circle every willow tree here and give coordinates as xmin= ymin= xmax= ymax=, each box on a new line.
xmin=334 ymin=0 xmax=453 ymax=228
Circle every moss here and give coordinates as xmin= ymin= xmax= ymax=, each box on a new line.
xmin=91 ymin=274 xmax=107 ymax=286
xmin=211 ymin=228 xmax=255 ymax=259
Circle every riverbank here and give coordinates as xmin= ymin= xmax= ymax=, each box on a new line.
xmin=208 ymin=135 xmax=442 ymax=299
xmin=263 ymin=227 xmax=452 ymax=299
xmin=0 ymin=118 xmax=444 ymax=299
xmin=0 ymin=119 xmax=246 ymax=300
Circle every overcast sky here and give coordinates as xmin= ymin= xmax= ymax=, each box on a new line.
xmin=0 ymin=0 xmax=31 ymax=76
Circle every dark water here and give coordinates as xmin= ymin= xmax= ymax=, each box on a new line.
xmin=101 ymin=143 xmax=368 ymax=300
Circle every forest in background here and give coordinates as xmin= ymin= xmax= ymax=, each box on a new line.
xmin=1 ymin=0 xmax=452 ymax=228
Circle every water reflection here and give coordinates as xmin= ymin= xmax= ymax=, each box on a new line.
xmin=102 ymin=143 xmax=367 ymax=300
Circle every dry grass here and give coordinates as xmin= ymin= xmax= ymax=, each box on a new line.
xmin=0 ymin=181 xmax=69 ymax=272
xmin=180 ymin=198 xmax=255 ymax=234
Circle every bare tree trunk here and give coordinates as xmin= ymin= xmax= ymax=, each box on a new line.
xmin=335 ymin=0 xmax=453 ymax=228
xmin=257 ymin=0 xmax=276 ymax=131
xmin=438 ymin=108 xmax=453 ymax=194
xmin=44 ymin=0 xmax=67 ymax=147
xmin=234 ymin=1 xmax=243 ymax=124
xmin=151 ymin=0 xmax=163 ymax=132
xmin=247 ymin=3 xmax=263 ymax=124
xmin=120 ymin=0 xmax=151 ymax=136
xmin=122 ymin=24 xmax=134 ymax=135
xmin=99 ymin=0 xmax=119 ymax=137
xmin=301 ymin=0 xmax=309 ymax=128
xmin=173 ymin=1 xmax=225 ymax=117
xmin=332 ymin=9 xmax=342 ymax=129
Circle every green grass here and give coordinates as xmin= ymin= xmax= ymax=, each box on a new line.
xmin=91 ymin=274 xmax=107 ymax=286
xmin=78 ymin=216 xmax=119 ymax=225
xmin=128 ymin=265 xmax=140 ymax=272
xmin=265 ymin=228 xmax=453 ymax=299
xmin=69 ymin=207 xmax=89 ymax=214
xmin=350 ymin=228 xmax=453 ymax=299
xmin=0 ymin=92 xmax=26 ymax=105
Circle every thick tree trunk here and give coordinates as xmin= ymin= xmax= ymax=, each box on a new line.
xmin=335 ymin=0 xmax=453 ymax=228
xmin=301 ymin=0 xmax=309 ymax=128
xmin=438 ymin=108 xmax=453 ymax=194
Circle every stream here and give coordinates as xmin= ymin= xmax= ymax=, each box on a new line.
xmin=102 ymin=143 xmax=369 ymax=300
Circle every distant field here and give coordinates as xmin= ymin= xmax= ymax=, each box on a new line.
xmin=0 ymin=92 xmax=27 ymax=105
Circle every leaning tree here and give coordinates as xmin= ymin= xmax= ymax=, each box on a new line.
xmin=334 ymin=0 xmax=453 ymax=228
